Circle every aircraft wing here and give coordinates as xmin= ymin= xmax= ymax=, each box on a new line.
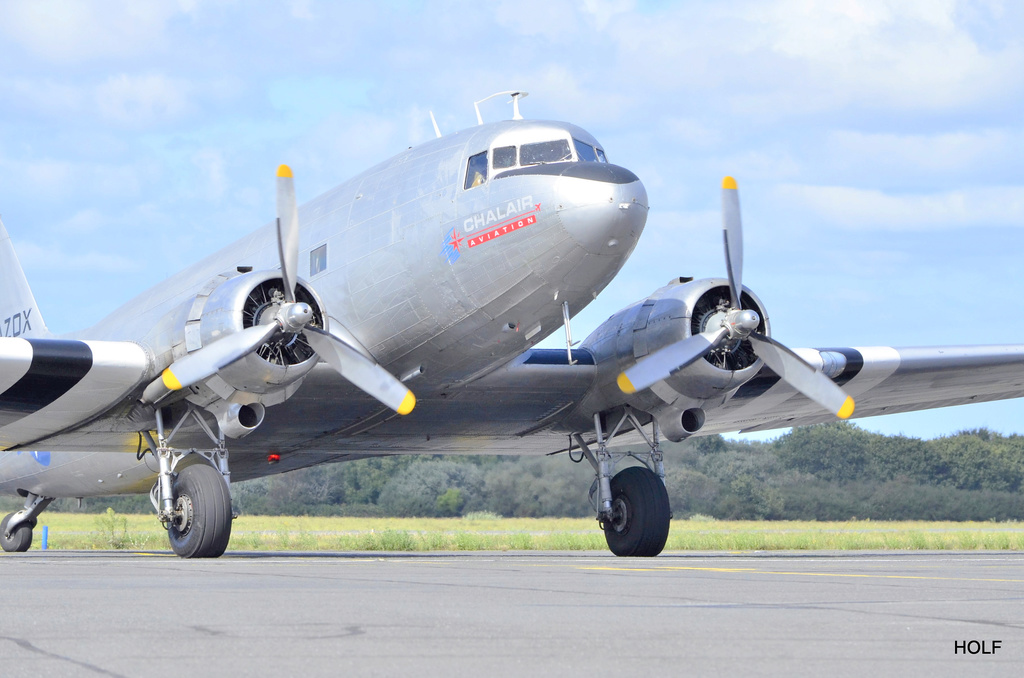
xmin=0 ymin=338 xmax=150 ymax=450
xmin=12 ymin=342 xmax=1024 ymax=471
xmin=702 ymin=345 xmax=1024 ymax=435
xmin=252 ymin=342 xmax=1024 ymax=458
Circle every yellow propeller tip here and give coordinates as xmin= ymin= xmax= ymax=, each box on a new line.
xmin=617 ymin=372 xmax=637 ymax=395
xmin=722 ymin=176 xmax=737 ymax=190
xmin=277 ymin=164 xmax=293 ymax=178
xmin=397 ymin=390 xmax=416 ymax=415
xmin=161 ymin=368 xmax=183 ymax=391
xmin=837 ymin=396 xmax=855 ymax=420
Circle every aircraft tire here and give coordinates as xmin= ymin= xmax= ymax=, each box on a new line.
xmin=603 ymin=466 xmax=670 ymax=557
xmin=168 ymin=463 xmax=233 ymax=558
xmin=1 ymin=513 xmax=34 ymax=553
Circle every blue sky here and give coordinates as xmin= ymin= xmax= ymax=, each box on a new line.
xmin=1 ymin=0 xmax=1022 ymax=440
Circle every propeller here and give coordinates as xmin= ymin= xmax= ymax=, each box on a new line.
xmin=304 ymin=327 xmax=415 ymax=415
xmin=157 ymin=323 xmax=280 ymax=394
xmin=722 ymin=176 xmax=745 ymax=310
xmin=141 ymin=165 xmax=416 ymax=416
xmin=617 ymin=176 xmax=855 ymax=421
xmin=276 ymin=164 xmax=300 ymax=303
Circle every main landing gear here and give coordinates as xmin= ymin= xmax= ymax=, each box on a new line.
xmin=146 ymin=404 xmax=233 ymax=558
xmin=1 ymin=493 xmax=54 ymax=553
xmin=571 ymin=407 xmax=671 ymax=557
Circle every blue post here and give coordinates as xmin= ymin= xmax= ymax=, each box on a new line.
xmin=41 ymin=525 xmax=48 ymax=550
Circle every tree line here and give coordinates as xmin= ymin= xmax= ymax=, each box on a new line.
xmin=25 ymin=422 xmax=1024 ymax=521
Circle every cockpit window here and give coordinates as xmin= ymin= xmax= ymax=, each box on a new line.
xmin=493 ymin=145 xmax=517 ymax=169
xmin=464 ymin=151 xmax=488 ymax=189
xmin=520 ymin=139 xmax=572 ymax=165
xmin=596 ymin=147 xmax=607 ymax=163
xmin=573 ymin=138 xmax=599 ymax=162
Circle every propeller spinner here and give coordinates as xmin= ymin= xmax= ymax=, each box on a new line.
xmin=142 ymin=165 xmax=416 ymax=416
xmin=617 ymin=177 xmax=854 ymax=421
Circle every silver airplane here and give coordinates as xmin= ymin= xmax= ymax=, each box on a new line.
xmin=2 ymin=99 xmax=1023 ymax=558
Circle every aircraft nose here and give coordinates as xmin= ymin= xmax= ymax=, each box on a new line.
xmin=555 ymin=164 xmax=648 ymax=256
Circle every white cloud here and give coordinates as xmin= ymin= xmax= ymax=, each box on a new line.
xmin=0 ymin=153 xmax=159 ymax=204
xmin=290 ymin=0 xmax=315 ymax=20
xmin=16 ymin=241 xmax=144 ymax=273
xmin=282 ymin=111 xmax=400 ymax=196
xmin=605 ymin=0 xmax=1023 ymax=116
xmin=795 ymin=247 xmax=911 ymax=278
xmin=714 ymin=148 xmax=803 ymax=182
xmin=0 ymin=0 xmax=195 ymax=63
xmin=494 ymin=0 xmax=580 ymax=39
xmin=191 ymin=149 xmax=228 ymax=201
xmin=2 ymin=78 xmax=87 ymax=119
xmin=56 ymin=209 xmax=106 ymax=234
xmin=1 ymin=74 xmax=239 ymax=130
xmin=825 ymin=129 xmax=1017 ymax=175
xmin=750 ymin=0 xmax=1020 ymax=109
xmin=777 ymin=183 xmax=1024 ymax=230
xmin=581 ymin=0 xmax=635 ymax=29
xmin=663 ymin=117 xmax=723 ymax=149
xmin=94 ymin=74 xmax=194 ymax=127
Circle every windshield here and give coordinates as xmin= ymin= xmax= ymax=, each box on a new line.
xmin=520 ymin=139 xmax=572 ymax=165
xmin=493 ymin=145 xmax=517 ymax=169
xmin=573 ymin=138 xmax=599 ymax=162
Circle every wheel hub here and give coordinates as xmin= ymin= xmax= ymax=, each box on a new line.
xmin=609 ymin=496 xmax=630 ymax=533
xmin=173 ymin=494 xmax=194 ymax=535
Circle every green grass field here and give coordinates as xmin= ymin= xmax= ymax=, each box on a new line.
xmin=16 ymin=510 xmax=1024 ymax=552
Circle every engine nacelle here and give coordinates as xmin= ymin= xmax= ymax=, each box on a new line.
xmin=579 ymin=277 xmax=771 ymax=441
xmin=629 ymin=277 xmax=769 ymax=400
xmin=184 ymin=270 xmax=327 ymax=397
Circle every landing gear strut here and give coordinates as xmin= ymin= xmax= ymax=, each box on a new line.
xmin=147 ymin=404 xmax=233 ymax=558
xmin=571 ymin=407 xmax=671 ymax=557
xmin=1 ymin=493 xmax=54 ymax=553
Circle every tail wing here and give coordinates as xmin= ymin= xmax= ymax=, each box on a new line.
xmin=0 ymin=217 xmax=48 ymax=338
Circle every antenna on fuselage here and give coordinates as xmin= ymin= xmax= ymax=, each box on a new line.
xmin=429 ymin=111 xmax=442 ymax=138
xmin=473 ymin=90 xmax=529 ymax=125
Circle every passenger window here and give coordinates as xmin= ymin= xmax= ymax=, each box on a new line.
xmin=310 ymin=244 xmax=327 ymax=276
xmin=573 ymin=138 xmax=598 ymax=162
xmin=464 ymin=151 xmax=488 ymax=189
xmin=596 ymin=148 xmax=607 ymax=163
xmin=520 ymin=139 xmax=572 ymax=165
xmin=493 ymin=145 xmax=517 ymax=169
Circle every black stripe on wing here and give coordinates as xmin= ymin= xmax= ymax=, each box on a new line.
xmin=732 ymin=347 xmax=865 ymax=401
xmin=0 ymin=339 xmax=93 ymax=424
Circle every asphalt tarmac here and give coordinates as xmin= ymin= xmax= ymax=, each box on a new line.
xmin=1 ymin=551 xmax=1022 ymax=677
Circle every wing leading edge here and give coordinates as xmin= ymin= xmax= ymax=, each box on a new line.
xmin=0 ymin=338 xmax=150 ymax=449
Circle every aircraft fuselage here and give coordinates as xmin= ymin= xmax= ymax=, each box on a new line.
xmin=81 ymin=119 xmax=647 ymax=390
xmin=0 ymin=119 xmax=648 ymax=497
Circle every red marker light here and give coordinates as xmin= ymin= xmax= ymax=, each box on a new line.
xmin=268 ymin=454 xmax=280 ymax=464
